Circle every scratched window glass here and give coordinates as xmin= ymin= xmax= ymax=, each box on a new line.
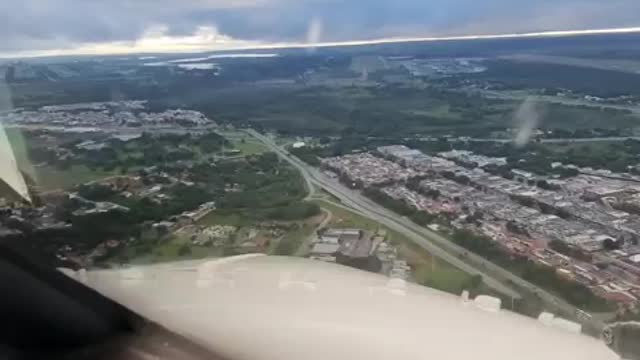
xmin=0 ymin=1 xmax=639 ymax=359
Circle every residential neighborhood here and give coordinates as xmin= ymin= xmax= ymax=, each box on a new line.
xmin=320 ymin=144 xmax=640 ymax=310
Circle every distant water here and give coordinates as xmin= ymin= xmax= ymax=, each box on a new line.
xmin=177 ymin=63 xmax=218 ymax=70
xmin=169 ymin=53 xmax=278 ymax=63
xmin=143 ymin=53 xmax=278 ymax=67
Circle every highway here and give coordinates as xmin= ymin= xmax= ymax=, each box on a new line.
xmin=247 ymin=129 xmax=521 ymax=298
xmin=246 ymin=129 xmax=603 ymax=320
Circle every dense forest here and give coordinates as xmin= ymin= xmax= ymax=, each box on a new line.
xmin=441 ymin=138 xmax=640 ymax=174
xmin=470 ymin=60 xmax=640 ymax=97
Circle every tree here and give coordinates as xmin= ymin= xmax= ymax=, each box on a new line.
xmin=467 ymin=211 xmax=483 ymax=223
xmin=267 ymin=202 xmax=321 ymax=221
xmin=603 ymin=238 xmax=622 ymax=251
xmin=77 ymin=184 xmax=117 ymax=201
xmin=426 ymin=189 xmax=441 ymax=199
xmin=55 ymin=160 xmax=72 ymax=171
xmin=275 ymin=237 xmax=297 ymax=256
xmin=559 ymin=167 xmax=579 ymax=178
xmin=410 ymin=211 xmax=435 ymax=226
xmin=506 ymin=220 xmax=529 ymax=236
xmin=549 ymin=240 xmax=592 ymax=262
xmin=455 ymin=175 xmax=470 ymax=185
xmin=537 ymin=180 xmax=551 ymax=190
xmin=363 ymin=187 xmax=416 ymax=217
xmin=178 ymin=244 xmax=192 ymax=256
xmin=549 ymin=240 xmax=571 ymax=254
xmin=469 ymin=274 xmax=483 ymax=289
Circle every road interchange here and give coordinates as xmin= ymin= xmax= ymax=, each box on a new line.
xmin=246 ymin=129 xmax=608 ymax=322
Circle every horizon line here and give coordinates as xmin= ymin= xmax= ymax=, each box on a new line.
xmin=3 ymin=26 xmax=640 ymax=60
xmin=247 ymin=26 xmax=640 ymax=50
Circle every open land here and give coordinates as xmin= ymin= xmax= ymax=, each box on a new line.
xmin=6 ymin=33 xmax=640 ymax=332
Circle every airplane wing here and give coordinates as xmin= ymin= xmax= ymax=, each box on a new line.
xmin=63 ymin=255 xmax=619 ymax=360
xmin=0 ymin=124 xmax=30 ymax=202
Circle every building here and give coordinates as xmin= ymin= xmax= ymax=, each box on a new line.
xmin=311 ymin=243 xmax=340 ymax=256
xmin=336 ymin=230 xmax=382 ymax=273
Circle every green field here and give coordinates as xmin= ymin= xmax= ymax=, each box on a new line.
xmin=312 ymin=200 xmax=383 ymax=231
xmin=118 ymin=235 xmax=223 ymax=265
xmin=217 ymin=130 xmax=269 ymax=155
xmin=413 ymin=261 xmax=475 ymax=294
xmin=197 ymin=211 xmax=251 ymax=227
xmin=31 ymin=165 xmax=116 ymax=191
xmin=233 ymin=140 xmax=268 ymax=155
xmin=5 ymin=128 xmax=117 ymax=190
xmin=403 ymin=104 xmax=462 ymax=120
xmin=203 ymin=84 xmax=640 ymax=137
xmin=272 ymin=223 xmax=316 ymax=256
xmin=198 ymin=208 xmax=320 ymax=256
xmin=120 ymin=211 xmax=320 ymax=264
xmin=544 ymin=140 xmax=620 ymax=153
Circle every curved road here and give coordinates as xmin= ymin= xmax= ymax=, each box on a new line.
xmin=295 ymin=208 xmax=333 ymax=257
xmin=246 ymin=129 xmax=606 ymax=322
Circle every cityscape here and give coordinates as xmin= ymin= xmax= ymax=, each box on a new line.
xmin=4 ymin=98 xmax=640 ymax=320
xmin=3 ymin=30 xmax=640 ymax=356
xmin=324 ymin=144 xmax=640 ymax=308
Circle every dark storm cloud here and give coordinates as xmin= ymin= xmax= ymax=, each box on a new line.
xmin=2 ymin=0 xmax=640 ymax=53
xmin=200 ymin=0 xmax=640 ymax=42
xmin=1 ymin=1 xmax=147 ymax=51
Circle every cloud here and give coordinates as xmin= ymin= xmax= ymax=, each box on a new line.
xmin=1 ymin=26 xmax=266 ymax=58
xmin=0 ymin=0 xmax=274 ymax=52
xmin=1 ymin=0 xmax=640 ymax=56
xmin=440 ymin=1 xmax=640 ymax=36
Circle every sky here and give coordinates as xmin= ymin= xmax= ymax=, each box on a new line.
xmin=2 ymin=0 xmax=640 ymax=57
